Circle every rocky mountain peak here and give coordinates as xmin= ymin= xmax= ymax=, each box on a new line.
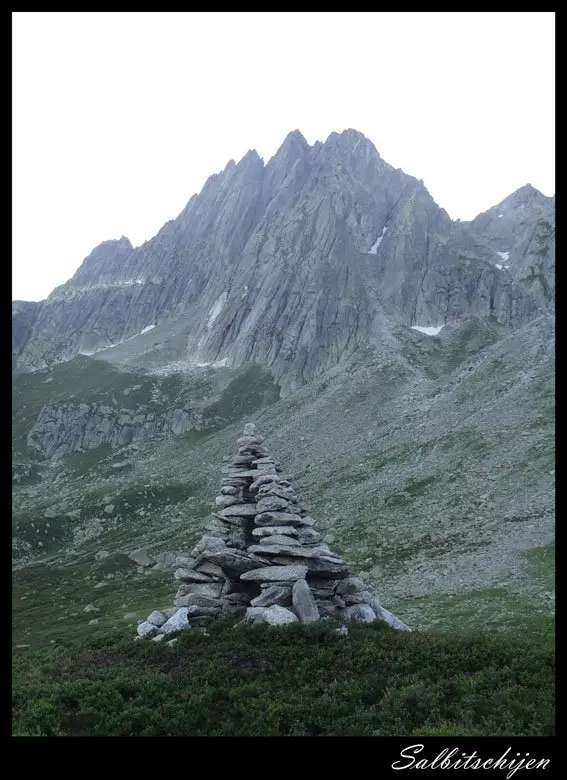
xmin=12 ymin=128 xmax=552 ymax=380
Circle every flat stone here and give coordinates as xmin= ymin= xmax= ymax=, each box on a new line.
xmin=128 ymin=548 xmax=152 ymax=567
xmin=174 ymin=568 xmax=214 ymax=583
xmin=241 ymin=565 xmax=308 ymax=582
xmin=242 ymin=423 xmax=257 ymax=436
xmin=173 ymin=594 xmax=221 ymax=608
xmin=175 ymin=581 xmax=223 ymax=599
xmin=254 ymin=535 xmax=301 ymax=547
xmin=251 ymin=457 xmax=275 ymax=465
xmin=292 ymin=579 xmax=320 ymax=624
xmin=250 ymin=585 xmax=292 ymax=607
xmin=272 ymin=556 xmax=348 ymax=577
xmin=204 ymin=549 xmax=269 ymax=574
xmin=147 ymin=610 xmax=168 ymax=627
xmin=211 ymin=512 xmax=248 ymax=528
xmin=159 ymin=607 xmax=190 ymax=634
xmin=252 ymin=525 xmax=299 ymax=544
xmin=218 ymin=504 xmax=259 ymax=517
xmin=256 ymin=496 xmax=291 ymax=513
xmin=221 ymin=466 xmax=255 ymax=475
xmin=186 ymin=605 xmax=222 ymax=617
xmin=254 ymin=511 xmax=307 ymax=526
xmin=263 ymin=605 xmax=299 ymax=626
xmin=193 ymin=561 xmax=225 ymax=579
xmin=343 ymin=604 xmax=377 ymax=623
xmin=248 ymin=544 xmax=316 ymax=558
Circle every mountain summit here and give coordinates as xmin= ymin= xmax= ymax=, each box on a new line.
xmin=12 ymin=129 xmax=554 ymax=386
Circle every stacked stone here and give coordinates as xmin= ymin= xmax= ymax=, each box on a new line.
xmin=136 ymin=423 xmax=411 ymax=638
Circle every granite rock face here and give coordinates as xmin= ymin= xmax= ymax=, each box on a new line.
xmin=12 ymin=129 xmax=549 ymax=389
xmin=463 ymin=185 xmax=555 ymax=312
xmin=136 ymin=423 xmax=411 ymax=637
xmin=26 ymin=402 xmax=204 ymax=459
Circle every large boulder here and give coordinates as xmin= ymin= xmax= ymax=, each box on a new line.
xmin=262 ymin=605 xmax=299 ymax=626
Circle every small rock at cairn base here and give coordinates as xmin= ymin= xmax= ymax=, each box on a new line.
xmin=292 ymin=578 xmax=320 ymax=624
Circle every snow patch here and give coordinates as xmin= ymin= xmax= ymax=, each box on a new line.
xmin=369 ymin=226 xmax=387 ymax=254
xmin=495 ymin=264 xmax=502 ymax=270
xmin=497 ymin=214 xmax=504 ymax=219
xmin=241 ymin=285 xmax=249 ymax=299
xmin=140 ymin=325 xmax=155 ymax=335
xmin=497 ymin=251 xmax=510 ymax=261
xmin=411 ymin=325 xmax=444 ymax=336
xmin=208 ymin=291 xmax=227 ymax=327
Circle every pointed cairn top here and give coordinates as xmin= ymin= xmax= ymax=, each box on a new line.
xmin=134 ymin=425 xmax=411 ymax=639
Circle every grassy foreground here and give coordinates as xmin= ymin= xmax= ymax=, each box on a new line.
xmin=12 ymin=619 xmax=554 ymax=736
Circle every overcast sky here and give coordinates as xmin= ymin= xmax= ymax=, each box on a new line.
xmin=13 ymin=11 xmax=555 ymax=302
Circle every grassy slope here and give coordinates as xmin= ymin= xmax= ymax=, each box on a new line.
xmin=12 ymin=620 xmax=554 ymax=737
xmin=12 ymin=317 xmax=554 ymax=654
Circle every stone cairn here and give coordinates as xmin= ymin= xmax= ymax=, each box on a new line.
xmin=136 ymin=423 xmax=411 ymax=639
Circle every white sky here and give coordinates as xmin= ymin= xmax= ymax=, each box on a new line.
xmin=12 ymin=11 xmax=555 ymax=302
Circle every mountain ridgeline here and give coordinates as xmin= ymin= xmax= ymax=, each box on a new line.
xmin=12 ymin=130 xmax=554 ymax=389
